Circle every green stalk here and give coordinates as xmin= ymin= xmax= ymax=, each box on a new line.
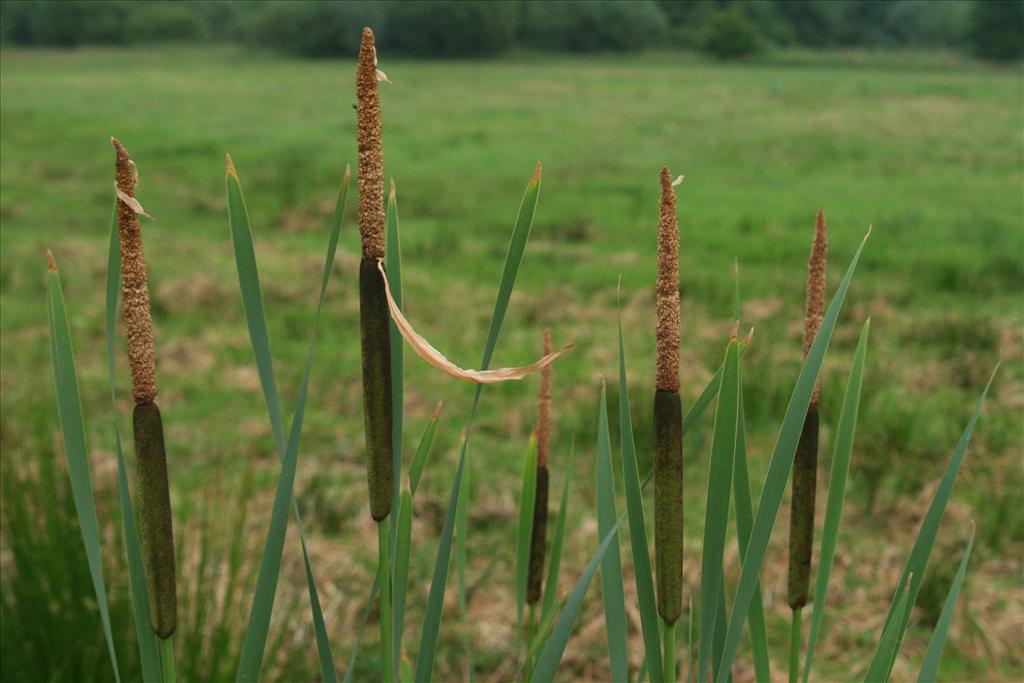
xmin=379 ymin=521 xmax=393 ymax=683
xmin=663 ymin=620 xmax=677 ymax=683
xmin=159 ymin=635 xmax=176 ymax=683
xmin=789 ymin=609 xmax=802 ymax=683
xmin=525 ymin=602 xmax=537 ymax=681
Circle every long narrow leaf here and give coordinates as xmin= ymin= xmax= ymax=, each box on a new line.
xmin=596 ymin=384 xmax=629 ymax=683
xmin=415 ymin=165 xmax=542 ymax=682
xmin=876 ymin=365 xmax=997 ymax=661
xmin=105 ymin=208 xmax=162 ymax=682
xmin=231 ymin=165 xmax=346 ymax=682
xmin=618 ymin=309 xmax=664 ymax=683
xmin=733 ymin=385 xmax=770 ymax=683
xmin=413 ymin=451 xmax=466 ymax=683
xmin=916 ymin=528 xmax=975 ymax=683
xmin=387 ymin=181 xmax=405 ymax=524
xmin=408 ymin=405 xmax=441 ymax=496
xmin=47 ymin=257 xmax=121 ymax=682
xmin=540 ymin=441 xmax=574 ymax=625
xmin=532 ymin=514 xmax=626 ymax=683
xmin=716 ymin=229 xmax=871 ymax=683
xmin=863 ymin=575 xmax=914 ymax=683
xmin=698 ymin=340 xmax=740 ymax=683
xmin=802 ymin=320 xmax=870 ymax=682
xmin=516 ymin=436 xmax=539 ymax=631
xmin=392 ymin=490 xmax=414 ymax=673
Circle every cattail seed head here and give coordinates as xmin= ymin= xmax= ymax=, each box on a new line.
xmin=133 ymin=401 xmax=177 ymax=637
xmin=356 ymin=27 xmax=385 ymax=261
xmin=656 ymin=167 xmax=681 ymax=393
xmin=805 ymin=210 xmax=828 ymax=405
xmin=112 ymin=137 xmax=158 ymax=405
xmin=536 ymin=328 xmax=552 ymax=468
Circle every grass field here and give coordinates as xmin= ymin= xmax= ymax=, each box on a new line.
xmin=1 ymin=46 xmax=1022 ymax=681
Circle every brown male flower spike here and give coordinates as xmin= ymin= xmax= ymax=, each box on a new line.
xmin=788 ymin=210 xmax=828 ymax=612
xmin=356 ymin=26 xmax=385 ymax=261
xmin=112 ymin=137 xmax=177 ymax=640
xmin=654 ymin=167 xmax=684 ymax=625
xmin=113 ymin=137 xmax=157 ymax=405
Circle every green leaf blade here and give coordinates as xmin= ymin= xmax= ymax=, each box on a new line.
xmin=596 ymin=384 xmax=629 ymax=683
xmin=716 ymin=229 xmax=871 ymax=683
xmin=802 ymin=320 xmax=870 ymax=683
xmin=618 ymin=312 xmax=664 ymax=683
xmin=916 ymin=528 xmax=975 ymax=683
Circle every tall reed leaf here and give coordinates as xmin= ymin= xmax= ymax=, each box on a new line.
xmin=516 ymin=436 xmax=539 ymax=632
xmin=387 ymin=181 xmax=405 ymax=525
xmin=230 ymin=164 xmax=347 ymax=682
xmin=105 ymin=209 xmax=162 ymax=682
xmin=541 ymin=440 xmax=574 ymax=625
xmin=874 ymin=364 xmax=997 ymax=670
xmin=715 ymin=229 xmax=871 ymax=683
xmin=916 ymin=527 xmax=974 ymax=683
xmin=414 ymin=452 xmax=465 ymax=683
xmin=596 ymin=384 xmax=629 ymax=683
xmin=733 ymin=388 xmax=770 ymax=683
xmin=47 ymin=255 xmax=121 ymax=682
xmin=345 ymin=407 xmax=441 ymax=683
xmin=863 ymin=574 xmax=914 ymax=682
xmin=618 ymin=309 xmax=664 ymax=683
xmin=532 ymin=515 xmax=625 ymax=683
xmin=416 ymin=165 xmax=542 ymax=682
xmin=802 ymin=320 xmax=870 ymax=683
xmin=698 ymin=339 xmax=740 ymax=683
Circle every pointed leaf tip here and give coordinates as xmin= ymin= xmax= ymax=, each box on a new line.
xmin=532 ymin=162 xmax=542 ymax=182
xmin=431 ymin=400 xmax=443 ymax=419
xmin=389 ymin=178 xmax=396 ymax=199
xmin=46 ymin=249 xmax=56 ymax=271
xmin=344 ymin=164 xmax=352 ymax=182
xmin=226 ymin=153 xmax=238 ymax=178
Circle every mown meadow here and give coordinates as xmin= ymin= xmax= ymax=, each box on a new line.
xmin=1 ymin=45 xmax=1021 ymax=681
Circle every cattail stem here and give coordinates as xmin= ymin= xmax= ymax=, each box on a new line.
xmin=378 ymin=521 xmax=393 ymax=683
xmin=789 ymin=607 xmax=803 ymax=683
xmin=527 ymin=329 xmax=553 ymax=604
xmin=663 ymin=619 xmax=677 ymax=683
xmin=113 ymin=137 xmax=177 ymax=639
xmin=357 ymin=26 xmax=393 ymax=521
xmin=788 ymin=211 xmax=828 ymax=610
xmin=159 ymin=634 xmax=176 ymax=683
xmin=654 ymin=167 xmax=683 ymax=625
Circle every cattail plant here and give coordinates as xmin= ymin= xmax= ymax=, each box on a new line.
xmin=355 ymin=26 xmax=395 ymax=683
xmin=112 ymin=137 xmax=177 ymax=679
xmin=788 ymin=210 xmax=828 ymax=682
xmin=654 ymin=167 xmax=684 ymax=676
xmin=527 ymin=328 xmax=553 ymax=608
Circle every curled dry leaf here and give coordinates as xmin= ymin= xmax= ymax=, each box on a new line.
xmin=376 ymin=69 xmax=391 ymax=84
xmin=376 ymin=260 xmax=572 ymax=384
xmin=671 ymin=175 xmax=684 ymax=187
xmin=115 ymin=187 xmax=154 ymax=220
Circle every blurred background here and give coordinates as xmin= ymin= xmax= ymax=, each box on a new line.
xmin=1 ymin=1 xmax=1022 ymax=681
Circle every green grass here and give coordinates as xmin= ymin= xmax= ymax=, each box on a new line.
xmin=1 ymin=46 xmax=1021 ymax=681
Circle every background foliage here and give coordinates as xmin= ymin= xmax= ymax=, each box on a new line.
xmin=2 ymin=0 xmax=1023 ymax=61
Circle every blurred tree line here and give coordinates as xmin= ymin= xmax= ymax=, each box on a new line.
xmin=1 ymin=0 xmax=1021 ymax=61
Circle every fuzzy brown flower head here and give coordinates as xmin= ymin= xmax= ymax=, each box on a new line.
xmin=656 ymin=167 xmax=681 ymax=393
xmin=805 ymin=210 xmax=828 ymax=404
xmin=356 ymin=27 xmax=385 ymax=261
xmin=536 ymin=328 xmax=553 ymax=468
xmin=112 ymin=137 xmax=157 ymax=405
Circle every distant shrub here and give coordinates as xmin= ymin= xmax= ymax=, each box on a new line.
xmin=241 ymin=1 xmax=386 ymax=58
xmin=385 ymin=1 xmax=518 ymax=57
xmin=521 ymin=0 xmax=669 ymax=53
xmin=968 ymin=0 xmax=1024 ymax=61
xmin=125 ymin=3 xmax=211 ymax=44
xmin=0 ymin=0 xmax=130 ymax=46
xmin=700 ymin=7 xmax=762 ymax=60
